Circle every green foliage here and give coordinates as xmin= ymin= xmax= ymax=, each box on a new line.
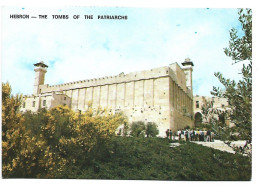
xmin=121 ymin=122 xmax=129 ymax=136
xmin=212 ymin=66 xmax=252 ymax=143
xmin=2 ymin=82 xmax=126 ymax=178
xmin=184 ymin=125 xmax=191 ymax=129
xmin=130 ymin=121 xmax=146 ymax=137
xmin=2 ymin=82 xmax=251 ymax=180
xmin=130 ymin=121 xmax=159 ymax=137
xmin=200 ymin=100 xmax=231 ymax=141
xmin=2 ymin=82 xmax=23 ymax=141
xmin=2 ymin=82 xmax=27 ymax=177
xmin=224 ymin=9 xmax=252 ymax=63
xmin=211 ymin=9 xmax=252 ymax=151
xmin=73 ymin=137 xmax=251 ymax=180
xmin=145 ymin=122 xmax=159 ymax=137
xmin=196 ymin=123 xmax=212 ymax=130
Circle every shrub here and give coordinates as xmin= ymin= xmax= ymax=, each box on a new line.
xmin=145 ymin=122 xmax=159 ymax=137
xmin=2 ymin=82 xmax=127 ymax=178
xmin=78 ymin=137 xmax=251 ymax=180
xmin=130 ymin=121 xmax=145 ymax=137
xmin=130 ymin=121 xmax=159 ymax=138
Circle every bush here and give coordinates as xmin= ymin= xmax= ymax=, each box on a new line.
xmin=2 ymin=82 xmax=127 ymax=178
xmin=77 ymin=137 xmax=251 ymax=180
xmin=195 ymin=123 xmax=213 ymax=130
xmin=130 ymin=121 xmax=159 ymax=138
xmin=145 ymin=122 xmax=159 ymax=137
xmin=130 ymin=121 xmax=146 ymax=137
xmin=2 ymin=82 xmax=251 ymax=180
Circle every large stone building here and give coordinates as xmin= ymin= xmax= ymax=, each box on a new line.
xmin=21 ymin=58 xmax=195 ymax=136
xmin=193 ymin=95 xmax=231 ymax=127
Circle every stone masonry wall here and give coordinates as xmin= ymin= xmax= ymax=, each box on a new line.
xmin=27 ymin=63 xmax=194 ymax=136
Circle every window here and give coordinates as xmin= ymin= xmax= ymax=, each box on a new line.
xmin=64 ymin=97 xmax=66 ymax=100
xmin=222 ymin=104 xmax=225 ymax=108
xmin=195 ymin=112 xmax=202 ymax=126
xmin=32 ymin=101 xmax=35 ymax=107
xmin=23 ymin=102 xmax=26 ymax=108
xmin=196 ymin=101 xmax=199 ymax=108
xmin=43 ymin=100 xmax=46 ymax=106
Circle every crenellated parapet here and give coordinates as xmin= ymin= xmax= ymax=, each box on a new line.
xmin=39 ymin=63 xmax=192 ymax=98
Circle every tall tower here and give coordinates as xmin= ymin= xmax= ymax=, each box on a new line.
xmin=181 ymin=58 xmax=194 ymax=93
xmin=33 ymin=61 xmax=48 ymax=95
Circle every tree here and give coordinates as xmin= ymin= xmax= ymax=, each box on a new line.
xmin=211 ymin=9 xmax=252 ymax=154
xmin=2 ymin=83 xmax=55 ymax=178
xmin=200 ymin=100 xmax=232 ymax=140
xmin=145 ymin=122 xmax=159 ymax=137
xmin=2 ymin=82 xmax=127 ymax=178
xmin=129 ymin=121 xmax=159 ymax=138
xmin=130 ymin=121 xmax=146 ymax=137
xmin=2 ymin=82 xmax=25 ymax=177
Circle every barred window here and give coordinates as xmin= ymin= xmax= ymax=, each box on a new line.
xmin=43 ymin=100 xmax=46 ymax=106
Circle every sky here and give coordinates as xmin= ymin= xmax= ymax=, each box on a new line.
xmin=1 ymin=1 xmax=260 ymax=186
xmin=1 ymin=6 xmax=248 ymax=96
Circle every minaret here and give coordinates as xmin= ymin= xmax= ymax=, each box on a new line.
xmin=181 ymin=58 xmax=194 ymax=92
xmin=33 ymin=61 xmax=48 ymax=95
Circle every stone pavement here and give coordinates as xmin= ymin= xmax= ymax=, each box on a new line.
xmin=170 ymin=140 xmax=248 ymax=155
xmin=192 ymin=140 xmax=235 ymax=154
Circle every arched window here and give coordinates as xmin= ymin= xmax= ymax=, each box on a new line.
xmin=194 ymin=112 xmax=202 ymax=126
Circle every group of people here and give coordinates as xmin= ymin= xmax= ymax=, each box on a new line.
xmin=165 ymin=129 xmax=215 ymax=142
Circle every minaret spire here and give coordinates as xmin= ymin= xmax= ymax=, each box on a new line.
xmin=33 ymin=61 xmax=48 ymax=95
xmin=181 ymin=58 xmax=194 ymax=92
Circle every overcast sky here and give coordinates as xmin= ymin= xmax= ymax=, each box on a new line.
xmin=2 ymin=6 xmax=247 ymax=96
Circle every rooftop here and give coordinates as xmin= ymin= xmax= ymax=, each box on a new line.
xmin=34 ymin=61 xmax=48 ymax=68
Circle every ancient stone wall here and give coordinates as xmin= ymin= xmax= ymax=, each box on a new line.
xmin=23 ymin=62 xmax=194 ymax=137
xmin=169 ymin=77 xmax=193 ymax=131
xmin=193 ymin=95 xmax=232 ymax=127
xmin=21 ymin=92 xmax=71 ymax=113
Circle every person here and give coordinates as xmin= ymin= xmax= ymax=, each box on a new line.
xmin=184 ymin=130 xmax=188 ymax=141
xmin=204 ymin=130 xmax=207 ymax=142
xmin=181 ymin=130 xmax=185 ymax=141
xmin=191 ymin=130 xmax=195 ymax=141
xmin=200 ymin=130 xmax=204 ymax=141
xmin=190 ymin=130 xmax=193 ymax=141
xmin=117 ymin=128 xmax=122 ymax=136
xmin=196 ymin=130 xmax=200 ymax=141
xmin=169 ymin=130 xmax=173 ymax=140
xmin=178 ymin=130 xmax=181 ymax=141
xmin=166 ymin=129 xmax=169 ymax=139
xmin=211 ymin=132 xmax=214 ymax=142
xmin=173 ymin=131 xmax=177 ymax=141
xmin=187 ymin=130 xmax=190 ymax=141
xmin=207 ymin=130 xmax=211 ymax=142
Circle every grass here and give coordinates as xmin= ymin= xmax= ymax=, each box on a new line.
xmin=65 ymin=137 xmax=251 ymax=180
